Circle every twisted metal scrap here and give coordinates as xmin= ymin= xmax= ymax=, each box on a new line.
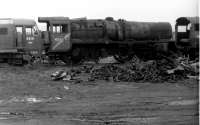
xmin=89 ymin=58 xmax=187 ymax=83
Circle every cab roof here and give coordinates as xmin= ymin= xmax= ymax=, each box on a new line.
xmin=0 ymin=18 xmax=36 ymax=26
xmin=176 ymin=17 xmax=199 ymax=25
xmin=38 ymin=17 xmax=69 ymax=24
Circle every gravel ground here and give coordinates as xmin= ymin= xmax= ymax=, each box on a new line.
xmin=0 ymin=64 xmax=198 ymax=125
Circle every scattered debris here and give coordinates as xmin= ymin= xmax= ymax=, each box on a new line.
xmin=64 ymin=85 xmax=69 ymax=90
xmin=166 ymin=65 xmax=184 ymax=74
xmin=0 ymin=112 xmax=11 ymax=115
xmin=55 ymin=97 xmax=62 ymax=100
xmin=168 ymin=99 xmax=198 ymax=106
xmin=187 ymin=75 xmax=199 ymax=80
xmin=0 ymin=111 xmax=25 ymax=120
xmin=98 ymin=56 xmax=118 ymax=64
xmin=0 ymin=96 xmax=63 ymax=105
xmin=63 ymin=75 xmax=72 ymax=81
xmin=190 ymin=62 xmax=199 ymax=74
xmin=8 ymin=96 xmax=43 ymax=104
xmin=51 ymin=56 xmax=199 ymax=83
xmin=26 ymin=97 xmax=43 ymax=103
xmin=51 ymin=70 xmax=67 ymax=81
xmin=82 ymin=61 xmax=96 ymax=65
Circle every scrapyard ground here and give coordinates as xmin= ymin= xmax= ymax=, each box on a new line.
xmin=0 ymin=63 xmax=198 ymax=125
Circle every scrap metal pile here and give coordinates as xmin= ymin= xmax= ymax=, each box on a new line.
xmin=51 ymin=56 xmax=199 ymax=83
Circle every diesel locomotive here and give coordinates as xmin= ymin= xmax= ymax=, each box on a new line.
xmin=0 ymin=19 xmax=43 ymax=65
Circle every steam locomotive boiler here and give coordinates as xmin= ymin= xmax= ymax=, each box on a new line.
xmin=38 ymin=17 xmax=172 ymax=63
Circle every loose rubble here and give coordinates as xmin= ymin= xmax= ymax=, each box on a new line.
xmin=0 ymin=96 xmax=62 ymax=105
xmin=98 ymin=56 xmax=118 ymax=64
xmin=51 ymin=56 xmax=199 ymax=83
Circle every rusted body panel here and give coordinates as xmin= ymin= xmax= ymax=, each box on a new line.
xmin=123 ymin=21 xmax=172 ymax=40
xmin=70 ymin=18 xmax=172 ymax=42
xmin=71 ymin=20 xmax=104 ymax=39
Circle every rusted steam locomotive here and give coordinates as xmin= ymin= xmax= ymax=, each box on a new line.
xmin=38 ymin=17 xmax=172 ymax=63
xmin=0 ymin=17 xmax=198 ymax=65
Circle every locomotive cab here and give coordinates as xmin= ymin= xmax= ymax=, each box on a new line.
xmin=13 ymin=19 xmax=43 ymax=57
xmin=175 ymin=17 xmax=199 ymax=58
xmin=38 ymin=17 xmax=71 ymax=53
xmin=175 ymin=17 xmax=199 ymax=48
xmin=0 ymin=19 xmax=43 ymax=64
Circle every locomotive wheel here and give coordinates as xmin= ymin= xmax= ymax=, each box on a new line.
xmin=60 ymin=55 xmax=71 ymax=64
xmin=114 ymin=54 xmax=133 ymax=63
xmin=114 ymin=48 xmax=133 ymax=63
xmin=48 ymin=55 xmax=57 ymax=65
xmin=71 ymin=48 xmax=82 ymax=63
xmin=100 ymin=48 xmax=109 ymax=57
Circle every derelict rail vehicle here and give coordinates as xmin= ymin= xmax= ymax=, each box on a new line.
xmin=0 ymin=16 xmax=198 ymax=64
xmin=38 ymin=17 xmax=172 ymax=63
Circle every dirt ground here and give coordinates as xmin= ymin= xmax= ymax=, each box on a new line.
xmin=0 ymin=64 xmax=198 ymax=125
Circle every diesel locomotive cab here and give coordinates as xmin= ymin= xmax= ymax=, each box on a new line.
xmin=13 ymin=19 xmax=43 ymax=57
xmin=0 ymin=19 xmax=43 ymax=64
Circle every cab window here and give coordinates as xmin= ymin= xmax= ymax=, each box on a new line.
xmin=25 ymin=26 xmax=39 ymax=35
xmin=53 ymin=26 xmax=61 ymax=33
xmin=25 ymin=27 xmax=36 ymax=41
xmin=195 ymin=24 xmax=199 ymax=31
xmin=0 ymin=28 xmax=8 ymax=35
xmin=177 ymin=26 xmax=187 ymax=32
xmin=26 ymin=28 xmax=33 ymax=35
xmin=52 ymin=25 xmax=68 ymax=34
xmin=33 ymin=25 xmax=39 ymax=35
xmin=16 ymin=27 xmax=23 ymax=33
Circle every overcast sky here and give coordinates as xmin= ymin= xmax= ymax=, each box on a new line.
xmin=0 ymin=0 xmax=198 ymax=30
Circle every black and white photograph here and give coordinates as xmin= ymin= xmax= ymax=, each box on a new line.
xmin=0 ymin=0 xmax=199 ymax=124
